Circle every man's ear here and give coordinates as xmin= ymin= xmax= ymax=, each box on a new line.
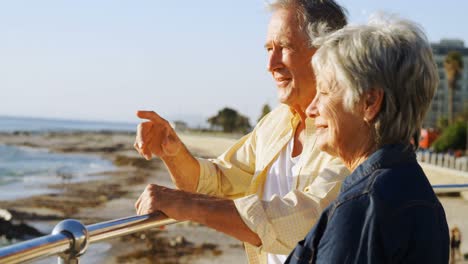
xmin=363 ymin=89 xmax=384 ymax=122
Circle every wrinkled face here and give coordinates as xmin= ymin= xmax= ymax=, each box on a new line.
xmin=265 ymin=8 xmax=317 ymax=110
xmin=306 ymin=71 xmax=368 ymax=158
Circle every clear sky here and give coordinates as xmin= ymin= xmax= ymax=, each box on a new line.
xmin=1 ymin=0 xmax=468 ymax=126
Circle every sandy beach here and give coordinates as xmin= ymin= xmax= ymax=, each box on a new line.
xmin=0 ymin=131 xmax=467 ymax=263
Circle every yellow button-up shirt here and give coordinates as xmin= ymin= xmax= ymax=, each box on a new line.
xmin=196 ymin=104 xmax=349 ymax=264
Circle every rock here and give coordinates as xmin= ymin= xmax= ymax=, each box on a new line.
xmin=201 ymin=242 xmax=217 ymax=250
xmin=169 ymin=235 xmax=193 ymax=247
xmin=98 ymin=195 xmax=108 ymax=202
xmin=0 ymin=209 xmax=12 ymax=221
xmin=0 ymin=209 xmax=44 ymax=241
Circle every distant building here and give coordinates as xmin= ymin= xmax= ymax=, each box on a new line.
xmin=172 ymin=120 xmax=189 ymax=131
xmin=424 ymin=39 xmax=468 ymax=128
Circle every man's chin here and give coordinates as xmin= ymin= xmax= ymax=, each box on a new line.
xmin=278 ymin=98 xmax=302 ymax=110
xmin=277 ymin=94 xmax=292 ymax=105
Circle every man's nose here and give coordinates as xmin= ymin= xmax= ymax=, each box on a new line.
xmin=306 ymin=96 xmax=319 ymax=118
xmin=267 ymin=49 xmax=282 ymax=72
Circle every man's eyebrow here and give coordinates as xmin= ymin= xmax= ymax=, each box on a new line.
xmin=264 ymin=40 xmax=273 ymax=49
xmin=264 ymin=38 xmax=292 ymax=49
xmin=279 ymin=38 xmax=292 ymax=48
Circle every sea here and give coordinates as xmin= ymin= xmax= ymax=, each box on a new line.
xmin=0 ymin=116 xmax=137 ymax=201
xmin=0 ymin=115 xmax=136 ymax=133
xmin=0 ymin=116 xmax=138 ymax=260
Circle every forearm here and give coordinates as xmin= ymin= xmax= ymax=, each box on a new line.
xmin=162 ymin=189 xmax=261 ymax=246
xmin=161 ymin=144 xmax=200 ymax=192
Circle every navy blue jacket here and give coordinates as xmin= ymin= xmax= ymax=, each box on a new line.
xmin=285 ymin=144 xmax=449 ymax=264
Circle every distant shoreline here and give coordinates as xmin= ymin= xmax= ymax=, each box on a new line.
xmin=0 ymin=116 xmax=138 ymax=133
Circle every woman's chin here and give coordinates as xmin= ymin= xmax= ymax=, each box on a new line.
xmin=316 ymin=141 xmax=337 ymax=157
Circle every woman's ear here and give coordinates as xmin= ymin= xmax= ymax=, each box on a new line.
xmin=363 ymin=89 xmax=384 ymax=122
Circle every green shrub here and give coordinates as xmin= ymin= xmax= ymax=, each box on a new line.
xmin=431 ymin=121 xmax=467 ymax=152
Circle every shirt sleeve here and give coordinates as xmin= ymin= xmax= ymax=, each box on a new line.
xmin=233 ymin=158 xmax=349 ymax=254
xmin=196 ymin=131 xmax=257 ymax=199
xmin=195 ymin=109 xmax=281 ymax=199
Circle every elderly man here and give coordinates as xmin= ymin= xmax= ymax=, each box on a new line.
xmin=134 ymin=1 xmax=348 ymax=263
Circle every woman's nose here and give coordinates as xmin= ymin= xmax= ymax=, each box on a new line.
xmin=306 ymin=96 xmax=319 ymax=118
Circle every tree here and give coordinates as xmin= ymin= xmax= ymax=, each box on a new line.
xmin=207 ymin=107 xmax=251 ymax=133
xmin=436 ymin=116 xmax=448 ymax=131
xmin=431 ymin=121 xmax=466 ymax=152
xmin=444 ymin=51 xmax=464 ymax=125
xmin=258 ymin=104 xmax=272 ymax=122
xmin=458 ymin=101 xmax=468 ymax=122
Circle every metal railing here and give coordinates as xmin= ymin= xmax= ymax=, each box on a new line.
xmin=432 ymin=184 xmax=468 ymax=194
xmin=1 ymin=184 xmax=468 ymax=264
xmin=416 ymin=151 xmax=468 ymax=172
xmin=0 ymin=212 xmax=177 ymax=264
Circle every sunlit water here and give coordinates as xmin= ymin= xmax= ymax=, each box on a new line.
xmin=0 ymin=116 xmax=132 ymax=200
xmin=0 ymin=144 xmax=117 ymax=262
xmin=0 ymin=116 xmax=131 ymax=261
xmin=0 ymin=144 xmax=115 ymax=200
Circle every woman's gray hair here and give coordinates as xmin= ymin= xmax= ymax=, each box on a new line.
xmin=268 ymin=0 xmax=347 ymax=46
xmin=312 ymin=13 xmax=439 ymax=148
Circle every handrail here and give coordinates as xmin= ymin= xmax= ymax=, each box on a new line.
xmin=0 ymin=232 xmax=70 ymax=264
xmin=0 ymin=212 xmax=177 ymax=264
xmin=0 ymin=184 xmax=468 ymax=263
xmin=432 ymin=184 xmax=468 ymax=194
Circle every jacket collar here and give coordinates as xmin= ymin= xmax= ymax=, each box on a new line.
xmin=341 ymin=144 xmax=416 ymax=193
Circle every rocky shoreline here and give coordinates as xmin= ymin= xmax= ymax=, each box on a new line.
xmin=0 ymin=131 xmax=245 ymax=263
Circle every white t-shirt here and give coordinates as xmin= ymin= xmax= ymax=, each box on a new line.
xmin=262 ymin=139 xmax=301 ymax=264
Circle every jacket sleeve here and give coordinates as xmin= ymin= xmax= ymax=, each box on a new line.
xmin=233 ymin=157 xmax=349 ymax=254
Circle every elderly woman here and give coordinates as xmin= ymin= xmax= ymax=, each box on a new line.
xmin=285 ymin=15 xmax=449 ymax=264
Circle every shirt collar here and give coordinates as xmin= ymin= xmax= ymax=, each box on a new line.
xmin=341 ymin=144 xmax=416 ymax=192
xmin=287 ymin=105 xmax=297 ymax=115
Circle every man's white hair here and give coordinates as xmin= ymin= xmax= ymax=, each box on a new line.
xmin=267 ymin=0 xmax=348 ymax=46
xmin=312 ymin=13 xmax=438 ymax=147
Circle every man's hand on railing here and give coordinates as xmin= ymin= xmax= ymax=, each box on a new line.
xmin=135 ymin=184 xmax=188 ymax=221
xmin=135 ymin=184 xmax=159 ymax=215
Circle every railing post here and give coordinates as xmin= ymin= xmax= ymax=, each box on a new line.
xmin=52 ymin=219 xmax=89 ymax=264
